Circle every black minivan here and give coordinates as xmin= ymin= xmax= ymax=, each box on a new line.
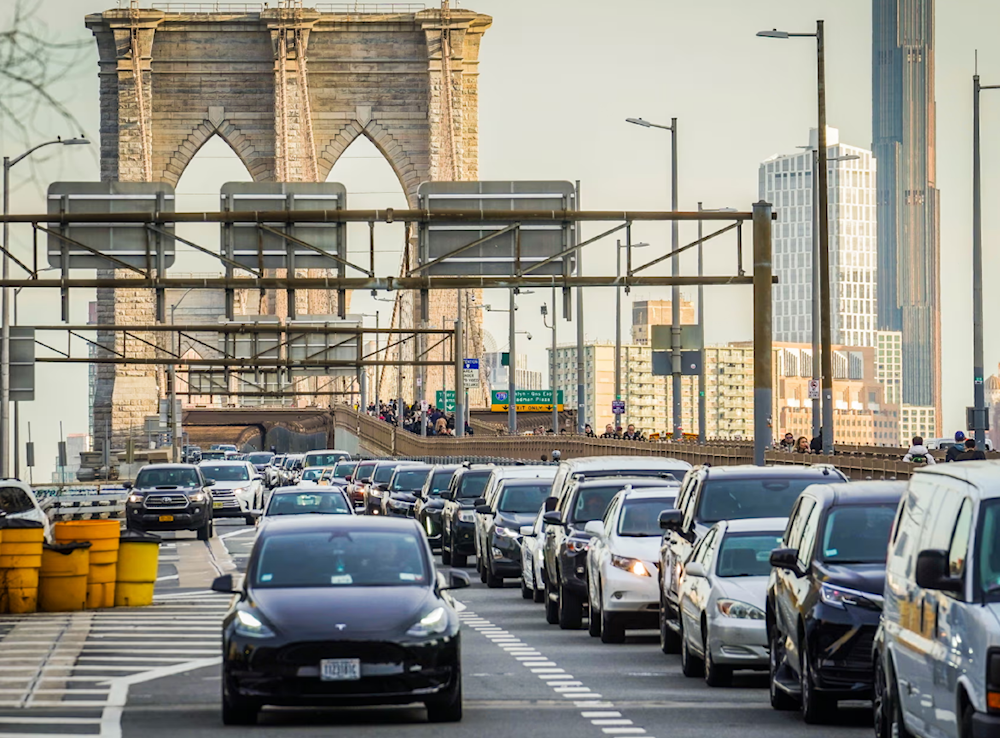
xmin=766 ymin=480 xmax=905 ymax=724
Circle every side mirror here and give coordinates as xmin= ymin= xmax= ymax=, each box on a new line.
xmin=684 ymin=561 xmax=707 ymax=578
xmin=248 ymin=510 xmax=263 ymax=518
xmin=443 ymin=570 xmax=470 ymax=591
xmin=769 ymin=548 xmax=803 ymax=575
xmin=659 ymin=509 xmax=683 ymax=532
xmin=915 ymin=549 xmax=962 ymax=594
xmin=583 ymin=520 xmax=604 ymax=538
xmin=543 ymin=511 xmax=565 ymax=527
xmin=474 ymin=498 xmax=487 ymax=507
xmin=203 ymin=478 xmax=216 ymax=486
xmin=211 ymin=574 xmax=235 ymax=593
xmin=475 ymin=504 xmax=493 ymax=515
xmin=519 ymin=525 xmax=534 ymax=537
xmin=123 ymin=481 xmax=133 ymax=490
xmin=544 ymin=497 xmax=558 ymax=513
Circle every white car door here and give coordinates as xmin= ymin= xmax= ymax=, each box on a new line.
xmin=680 ymin=528 xmax=717 ymax=640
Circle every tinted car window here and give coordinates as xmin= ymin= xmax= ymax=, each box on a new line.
xmin=305 ymin=452 xmax=348 ymax=467
xmin=978 ymin=500 xmax=1000 ymax=598
xmin=301 ymin=468 xmax=324 ymax=481
xmin=374 ymin=464 xmax=401 ymax=484
xmin=355 ymin=462 xmax=377 ymax=481
xmin=200 ymin=464 xmax=249 ymax=482
xmin=334 ymin=460 xmax=358 ymax=478
xmin=248 ymin=453 xmax=273 ymax=465
xmin=135 ymin=468 xmax=200 ymax=488
xmin=497 ymin=483 xmax=551 ymax=513
xmin=253 ymin=530 xmax=428 ymax=587
xmin=618 ymin=497 xmax=677 ymax=536
xmin=200 ymin=451 xmax=226 ymax=461
xmin=570 ymin=484 xmax=628 ymax=523
xmin=716 ymin=532 xmax=783 ymax=577
xmin=429 ymin=470 xmax=456 ymax=494
xmin=820 ymin=504 xmax=897 ymax=564
xmin=392 ymin=469 xmax=431 ymax=491
xmin=458 ymin=471 xmax=492 ymax=499
xmin=0 ymin=485 xmax=33 ymax=514
xmin=266 ymin=491 xmax=351 ymax=516
xmin=697 ymin=477 xmax=820 ymax=524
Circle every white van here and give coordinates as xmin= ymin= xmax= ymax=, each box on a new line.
xmin=0 ymin=480 xmax=51 ymax=541
xmin=875 ymin=460 xmax=1000 ymax=738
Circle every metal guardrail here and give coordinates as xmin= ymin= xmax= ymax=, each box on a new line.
xmin=35 ymin=486 xmax=128 ymax=522
xmin=149 ymin=2 xmax=425 ymax=12
xmin=151 ymin=3 xmax=266 ymax=12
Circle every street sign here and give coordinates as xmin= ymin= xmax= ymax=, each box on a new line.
xmin=7 ymin=327 xmax=35 ymax=401
xmin=47 ymin=182 xmax=176 ymax=269
xmin=417 ymin=181 xmax=576 ymax=276
xmin=490 ymin=389 xmax=564 ymax=413
xmin=463 ymin=358 xmax=479 ymax=389
xmin=808 ymin=379 xmax=820 ymax=400
xmin=220 ymin=182 xmax=346 ymax=270
xmin=286 ymin=316 xmax=361 ymax=378
xmin=612 ymin=399 xmax=625 ymax=415
xmin=652 ymin=350 xmax=701 ymax=377
xmin=434 ymin=390 xmax=457 ymax=413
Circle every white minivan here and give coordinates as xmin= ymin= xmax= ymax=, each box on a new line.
xmin=875 ymin=461 xmax=1000 ymax=738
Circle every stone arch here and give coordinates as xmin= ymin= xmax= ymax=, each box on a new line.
xmin=317 ymin=120 xmax=422 ymax=206
xmin=160 ymin=110 xmax=268 ymax=187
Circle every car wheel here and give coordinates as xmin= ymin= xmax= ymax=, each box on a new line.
xmin=769 ymin=628 xmax=798 ymax=711
xmin=600 ymin=609 xmax=626 ymax=644
xmin=544 ymin=576 xmax=559 ymax=625
xmin=425 ymin=668 xmax=462 ymax=723
xmin=221 ymin=687 xmax=259 ymax=726
xmin=800 ymin=644 xmax=833 ymax=724
xmin=452 ymin=551 xmax=468 ymax=568
xmin=704 ymin=646 xmax=732 ymax=687
xmin=484 ymin=560 xmax=502 ymax=589
xmin=659 ymin=591 xmax=681 ymax=655
xmin=679 ymin=620 xmax=703 ymax=677
xmin=557 ymin=582 xmax=584 ymax=630
xmin=532 ymin=572 xmax=545 ymax=603
xmin=875 ymin=657 xmax=913 ymax=738
xmin=587 ymin=583 xmax=602 ymax=638
xmin=961 ymin=704 xmax=974 ymax=738
xmin=197 ymin=518 xmax=211 ymax=542
xmin=521 ymin=576 xmax=533 ymax=600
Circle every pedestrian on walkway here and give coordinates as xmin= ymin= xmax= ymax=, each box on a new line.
xmin=946 ymin=432 xmax=967 ymax=463
xmin=903 ymin=436 xmax=936 ymax=465
xmin=795 ymin=436 xmax=811 ymax=454
xmin=955 ymin=438 xmax=987 ymax=462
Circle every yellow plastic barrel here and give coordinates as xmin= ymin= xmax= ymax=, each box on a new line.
xmin=39 ymin=542 xmax=91 ymax=612
xmin=115 ymin=531 xmax=161 ymax=608
xmin=54 ymin=520 xmax=120 ymax=609
xmin=0 ymin=520 xmax=44 ymax=614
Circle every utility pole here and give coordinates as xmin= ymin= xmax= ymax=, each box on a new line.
xmin=508 ymin=287 xmax=517 ymax=435
xmin=753 ymin=201 xmax=774 ymax=465
xmin=697 ymin=204 xmax=706 ymax=443
xmin=615 ymin=238 xmax=623 ymax=433
xmin=575 ymin=180 xmax=585 ymax=433
xmin=669 ymin=118 xmax=681 ymax=440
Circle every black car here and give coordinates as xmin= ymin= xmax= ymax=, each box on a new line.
xmin=767 ymin=480 xmax=905 ymax=724
xmin=247 ymin=452 xmax=274 ymax=475
xmin=475 ymin=478 xmax=554 ymax=588
xmin=363 ymin=460 xmax=420 ymax=515
xmin=125 ymin=463 xmax=215 ymax=540
xmin=213 ymin=516 xmax=469 ymax=725
xmin=542 ymin=477 xmax=678 ymax=629
xmin=348 ymin=459 xmax=378 ymax=507
xmin=415 ymin=465 xmax=461 ymax=550
xmin=440 ymin=465 xmax=495 ymax=567
xmin=383 ymin=465 xmax=434 ymax=517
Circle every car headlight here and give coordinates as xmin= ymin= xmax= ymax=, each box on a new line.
xmin=188 ymin=492 xmax=207 ymax=503
xmin=494 ymin=526 xmax=521 ymax=539
xmin=818 ymin=583 xmax=883 ymax=611
xmin=234 ymin=610 xmax=276 ymax=638
xmin=458 ymin=510 xmax=475 ymax=523
xmin=716 ymin=599 xmax=766 ymax=620
xmin=406 ymin=607 xmax=449 ymax=637
xmin=233 ymin=486 xmax=248 ymax=494
xmin=127 ymin=494 xmax=144 ymax=503
xmin=565 ymin=537 xmax=590 ymax=554
xmin=371 ymin=489 xmax=383 ymax=497
xmin=612 ymin=554 xmax=651 ymax=577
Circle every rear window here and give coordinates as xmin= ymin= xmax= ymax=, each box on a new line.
xmin=391 ymin=469 xmax=431 ymax=491
xmin=0 ymin=485 xmax=34 ymax=515
xmin=716 ymin=532 xmax=784 ymax=577
xmin=820 ymin=504 xmax=896 ymax=564
xmin=429 ymin=470 xmax=456 ymax=495
xmin=458 ymin=471 xmax=492 ymax=499
xmin=334 ymin=461 xmax=358 ymax=478
xmin=374 ymin=464 xmax=402 ymax=484
xmin=135 ymin=467 xmax=201 ymax=489
xmin=498 ymin=483 xmax=551 ymax=513
xmin=697 ymin=477 xmax=822 ymax=525
xmin=355 ymin=462 xmax=377 ymax=481
xmin=248 ymin=453 xmax=273 ymax=465
xmin=200 ymin=464 xmax=249 ymax=482
xmin=570 ymin=480 xmax=668 ymax=523
xmin=618 ymin=497 xmax=677 ymax=536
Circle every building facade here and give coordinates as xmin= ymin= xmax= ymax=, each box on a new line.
xmin=872 ymin=0 xmax=940 ymax=425
xmin=631 ymin=299 xmax=696 ymax=346
xmin=759 ymin=127 xmax=878 ymax=349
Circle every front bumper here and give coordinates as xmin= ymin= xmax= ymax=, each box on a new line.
xmin=386 ymin=499 xmax=417 ymax=517
xmin=488 ymin=534 xmax=523 ymax=576
xmin=224 ymin=635 xmax=460 ymax=707
xmin=972 ymin=711 xmax=1000 ymax=738
xmin=420 ymin=510 xmax=444 ymax=547
xmin=806 ymin=602 xmax=881 ymax=698
xmin=558 ymin=550 xmax=589 ymax=596
xmin=602 ymin=565 xmax=659 ymax=614
xmin=211 ymin=494 xmax=254 ymax=518
xmin=708 ymin=615 xmax=768 ymax=668
xmin=127 ymin=505 xmax=209 ymax=531
xmin=364 ymin=494 xmax=385 ymax=515
xmin=450 ymin=520 xmax=475 ymax=555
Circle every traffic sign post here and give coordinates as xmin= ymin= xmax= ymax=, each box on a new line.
xmin=612 ymin=399 xmax=625 ymax=414
xmin=808 ymin=379 xmax=820 ymax=400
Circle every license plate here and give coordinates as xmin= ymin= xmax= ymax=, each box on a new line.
xmin=212 ymin=502 xmax=223 ymax=509
xmin=158 ymin=515 xmax=174 ymax=522
xmin=320 ymin=658 xmax=360 ymax=682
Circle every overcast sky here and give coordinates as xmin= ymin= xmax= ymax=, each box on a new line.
xmin=3 ymin=0 xmax=999 ymax=476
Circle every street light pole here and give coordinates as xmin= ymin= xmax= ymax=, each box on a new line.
xmin=697 ymin=205 xmax=706 ymax=443
xmin=615 ymin=239 xmax=622 ymax=433
xmin=508 ymin=287 xmax=517 ymax=435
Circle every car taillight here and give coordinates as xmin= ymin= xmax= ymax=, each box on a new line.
xmin=988 ymin=649 xmax=1000 ymax=713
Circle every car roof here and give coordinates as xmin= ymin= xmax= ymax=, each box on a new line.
xmin=270 ymin=485 xmax=344 ymax=495
xmin=432 ymin=464 xmax=461 ymax=472
xmin=306 ymin=449 xmax=352 ymax=454
xmin=621 ymin=487 xmax=680 ymax=500
xmin=698 ymin=464 xmax=846 ymax=479
xmin=198 ymin=459 xmax=247 ymax=466
xmin=492 ymin=466 xmax=557 ymax=479
xmin=499 ymin=477 xmax=556 ymax=487
xmin=801 ymin=480 xmax=907 ymax=506
xmin=392 ymin=464 xmax=433 ymax=472
xmin=576 ymin=476 xmax=676 ymax=489
xmin=256 ymin=514 xmax=418 ymax=537
xmin=720 ymin=517 xmax=789 ymax=534
xmin=138 ymin=463 xmax=199 ymax=471
xmin=561 ymin=456 xmax=692 ymax=471
xmin=909 ymin=460 xmax=1000 ymax=499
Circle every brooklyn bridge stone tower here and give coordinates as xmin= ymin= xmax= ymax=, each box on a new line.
xmin=86 ymin=2 xmax=491 ymax=447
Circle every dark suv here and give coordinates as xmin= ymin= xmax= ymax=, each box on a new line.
xmin=476 ymin=478 xmax=555 ymax=588
xmin=440 ymin=465 xmax=495 ymax=567
xmin=125 ymin=463 xmax=215 ymax=540
xmin=415 ymin=465 xmax=461 ymax=550
xmin=767 ymin=480 xmax=904 ymax=724
xmin=363 ymin=460 xmax=420 ymax=515
xmin=543 ymin=476 xmax=679 ymax=630
xmin=658 ymin=464 xmax=848 ymax=653
xmin=383 ymin=465 xmax=434 ymax=517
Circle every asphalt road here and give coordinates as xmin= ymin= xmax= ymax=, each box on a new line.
xmin=122 ymin=518 xmax=872 ymax=738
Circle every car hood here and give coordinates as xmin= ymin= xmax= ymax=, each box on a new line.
xmin=713 ymin=575 xmax=769 ymax=611
xmin=211 ymin=481 xmax=252 ymax=491
xmin=422 ymin=498 xmax=446 ymax=509
xmin=496 ymin=512 xmax=536 ymax=529
xmin=609 ymin=535 xmax=661 ymax=563
xmin=815 ymin=562 xmax=886 ymax=596
xmin=251 ymin=585 xmax=434 ymax=637
xmin=389 ymin=491 xmax=419 ymax=502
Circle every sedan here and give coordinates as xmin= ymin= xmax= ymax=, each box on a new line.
xmin=258 ymin=486 xmax=354 ymax=528
xmin=214 ymin=516 xmax=469 ymax=725
xmin=585 ymin=487 xmax=677 ymax=643
xmin=677 ymin=518 xmax=786 ymax=686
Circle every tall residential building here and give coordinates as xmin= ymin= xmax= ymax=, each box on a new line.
xmin=631 ymin=299 xmax=696 ymax=346
xmin=873 ymin=0 xmax=940 ymax=424
xmin=876 ymin=330 xmax=903 ymax=407
xmin=759 ymin=128 xmax=878 ymax=348
xmin=900 ymin=405 xmax=936 ymax=445
xmin=484 ymin=352 xmax=542 ymax=393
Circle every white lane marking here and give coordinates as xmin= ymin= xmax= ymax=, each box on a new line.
xmin=458 ymin=608 xmax=651 ymax=738
xmin=0 ymin=717 xmax=101 ymax=724
xmin=155 ymin=575 xmax=179 ymax=582
xmin=219 ymin=528 xmax=256 ymax=540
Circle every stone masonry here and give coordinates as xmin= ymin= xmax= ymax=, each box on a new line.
xmin=86 ymin=5 xmax=491 ymax=445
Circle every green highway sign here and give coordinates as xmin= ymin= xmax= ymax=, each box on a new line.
xmin=434 ymin=390 xmax=457 ymax=412
xmin=490 ymin=389 xmax=564 ymax=412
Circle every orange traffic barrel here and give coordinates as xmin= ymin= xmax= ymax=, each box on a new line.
xmin=0 ymin=519 xmax=45 ymax=614
xmin=54 ymin=520 xmax=121 ymax=609
xmin=39 ymin=541 xmax=91 ymax=612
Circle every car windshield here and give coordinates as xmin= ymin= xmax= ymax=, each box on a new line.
xmin=305 ymin=452 xmax=348 ymax=467
xmin=716 ymin=532 xmax=784 ymax=577
xmin=458 ymin=471 xmax=492 ymax=499
xmin=200 ymin=451 xmax=225 ymax=461
xmin=498 ymin=483 xmax=551 ymax=513
xmin=697 ymin=477 xmax=822 ymax=524
xmin=392 ymin=469 xmax=430 ymax=491
xmin=618 ymin=497 xmax=677 ymax=536
xmin=570 ymin=481 xmax=665 ymax=523
xmin=199 ymin=464 xmax=249 ymax=482
xmin=334 ymin=461 xmax=358 ymax=478
xmin=0 ymin=485 xmax=34 ymax=514
xmin=248 ymin=453 xmax=273 ymax=465
xmin=301 ymin=468 xmax=324 ymax=481
xmin=265 ymin=491 xmax=351 ymax=517
xmin=429 ymin=470 xmax=456 ymax=495
xmin=135 ymin=468 xmax=201 ymax=488
xmin=253 ymin=529 xmax=429 ymax=587
xmin=820 ymin=504 xmax=897 ymax=564
xmin=374 ymin=464 xmax=402 ymax=484
xmin=356 ymin=462 xmax=377 ymax=481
